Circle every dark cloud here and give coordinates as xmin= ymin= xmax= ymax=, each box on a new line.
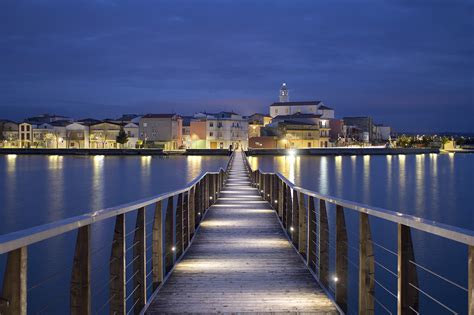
xmin=0 ymin=0 xmax=472 ymax=132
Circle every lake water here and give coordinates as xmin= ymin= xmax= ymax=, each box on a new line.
xmin=0 ymin=153 xmax=472 ymax=314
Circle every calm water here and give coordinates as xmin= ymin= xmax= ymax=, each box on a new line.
xmin=0 ymin=153 xmax=472 ymax=313
xmin=249 ymin=153 xmax=474 ymax=314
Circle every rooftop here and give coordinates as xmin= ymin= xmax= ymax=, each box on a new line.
xmin=270 ymin=101 xmax=322 ymax=107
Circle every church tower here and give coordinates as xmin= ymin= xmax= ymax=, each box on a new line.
xmin=279 ymin=82 xmax=289 ymax=102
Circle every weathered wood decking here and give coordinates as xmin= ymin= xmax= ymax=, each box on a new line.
xmin=147 ymin=153 xmax=337 ymax=314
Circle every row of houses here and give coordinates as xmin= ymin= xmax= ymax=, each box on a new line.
xmin=0 ymin=84 xmax=392 ymax=150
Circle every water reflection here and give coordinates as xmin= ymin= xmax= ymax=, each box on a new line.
xmin=415 ymin=154 xmax=425 ymax=212
xmin=335 ymin=156 xmax=342 ymax=196
xmin=92 ymin=155 xmax=105 ymax=209
xmin=398 ymin=155 xmax=406 ymax=209
xmin=47 ymin=155 xmax=64 ymax=221
xmin=386 ymin=155 xmax=392 ymax=206
xmin=6 ymin=154 xmax=16 ymax=173
xmin=287 ymin=155 xmax=296 ymax=183
xmin=186 ymin=156 xmax=202 ymax=181
xmin=320 ymin=156 xmax=328 ymax=194
xmin=363 ymin=155 xmax=370 ymax=202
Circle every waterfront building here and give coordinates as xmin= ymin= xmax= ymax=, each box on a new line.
xmin=139 ymin=114 xmax=183 ymax=150
xmin=190 ymin=112 xmax=248 ymax=150
xmin=181 ymin=116 xmax=193 ymax=149
xmin=89 ymin=121 xmax=122 ymax=149
xmin=246 ymin=113 xmax=272 ymax=138
xmin=343 ymin=116 xmax=374 ymax=143
xmin=19 ymin=122 xmax=34 ymax=148
xmin=374 ymin=124 xmax=391 ymax=142
xmin=0 ymin=120 xmax=19 ymax=148
xmin=123 ymin=122 xmax=139 ymax=148
xmin=270 ymin=83 xmax=335 ymax=119
xmin=66 ymin=122 xmax=90 ymax=148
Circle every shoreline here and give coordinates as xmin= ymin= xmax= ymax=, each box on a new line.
xmin=246 ymin=147 xmax=440 ymax=156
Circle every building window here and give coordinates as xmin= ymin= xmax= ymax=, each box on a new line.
xmin=209 ymin=132 xmax=213 ymax=137
xmin=210 ymin=122 xmax=214 ymax=127
xmin=308 ymin=142 xmax=311 ymax=147
xmin=26 ymin=126 xmax=30 ymax=131
xmin=308 ymin=132 xmax=312 ymax=137
xmin=21 ymin=125 xmax=24 ymax=131
xmin=26 ymin=134 xmax=30 ymax=140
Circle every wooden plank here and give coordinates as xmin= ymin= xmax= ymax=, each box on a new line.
xmin=147 ymin=152 xmax=337 ymax=314
xmin=133 ymin=207 xmax=146 ymax=313
xmin=0 ymin=247 xmax=27 ymax=315
xmin=70 ymin=225 xmax=91 ymax=315
xmin=319 ymin=199 xmax=329 ymax=287
xmin=359 ymin=212 xmax=374 ymax=315
xmin=152 ymin=201 xmax=163 ymax=289
xmin=397 ymin=224 xmax=419 ymax=315
xmin=109 ymin=214 xmax=126 ymax=315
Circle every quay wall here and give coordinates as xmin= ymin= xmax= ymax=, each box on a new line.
xmin=246 ymin=147 xmax=440 ymax=156
xmin=0 ymin=148 xmax=232 ymax=156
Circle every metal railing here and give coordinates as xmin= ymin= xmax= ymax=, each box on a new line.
xmin=0 ymin=155 xmax=233 ymax=314
xmin=242 ymin=151 xmax=474 ymax=315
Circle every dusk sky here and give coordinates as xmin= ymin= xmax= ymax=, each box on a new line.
xmin=0 ymin=0 xmax=472 ymax=132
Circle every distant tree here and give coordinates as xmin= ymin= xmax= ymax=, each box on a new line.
xmin=116 ymin=127 xmax=129 ymax=148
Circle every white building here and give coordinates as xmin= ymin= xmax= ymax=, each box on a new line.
xmin=270 ymin=83 xmax=335 ymax=119
xmin=124 ymin=122 xmax=139 ymax=148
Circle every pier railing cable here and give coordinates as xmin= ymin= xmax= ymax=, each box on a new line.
xmin=242 ymin=151 xmax=474 ymax=315
xmin=0 ymin=153 xmax=234 ymax=314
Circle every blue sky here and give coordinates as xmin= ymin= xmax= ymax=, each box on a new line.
xmin=0 ymin=0 xmax=472 ymax=132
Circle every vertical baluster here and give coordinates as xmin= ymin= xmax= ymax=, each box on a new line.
xmin=0 ymin=247 xmax=27 ymax=315
xmin=298 ymin=192 xmax=307 ymax=258
xmin=71 ymin=225 xmax=91 ymax=315
xmin=308 ymin=196 xmax=317 ymax=271
xmin=165 ymin=196 xmax=175 ymax=274
xmin=176 ymin=194 xmax=183 ymax=258
xmin=152 ymin=201 xmax=163 ymax=290
xmin=397 ymin=224 xmax=419 ymax=315
xmin=469 ymin=245 xmax=473 ymax=315
xmin=189 ymin=187 xmax=196 ymax=237
xmin=278 ymin=178 xmax=284 ymax=219
xmin=292 ymin=189 xmax=299 ymax=247
xmin=285 ymin=184 xmax=292 ymax=234
xmin=359 ymin=213 xmax=374 ymax=315
xmin=335 ymin=205 xmax=348 ymax=313
xmin=182 ymin=191 xmax=189 ymax=249
xmin=133 ymin=207 xmax=146 ymax=313
xmin=110 ymin=214 xmax=126 ymax=315
xmin=319 ymin=199 xmax=329 ymax=287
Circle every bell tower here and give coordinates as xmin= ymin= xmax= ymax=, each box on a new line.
xmin=279 ymin=82 xmax=289 ymax=102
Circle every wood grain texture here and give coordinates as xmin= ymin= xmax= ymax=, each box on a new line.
xmin=147 ymin=153 xmax=337 ymax=314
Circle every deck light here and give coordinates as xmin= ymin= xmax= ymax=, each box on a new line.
xmin=260 ymin=190 xmax=263 ymax=193
xmin=267 ymin=194 xmax=270 ymax=197
xmin=290 ymin=226 xmax=294 ymax=232
xmin=274 ymin=200 xmax=278 ymax=204
xmin=171 ymin=246 xmax=176 ymax=252
xmin=210 ymin=196 xmax=213 ymax=200
xmin=333 ymin=276 xmax=338 ymax=282
xmin=198 ymin=212 xmax=201 ymax=215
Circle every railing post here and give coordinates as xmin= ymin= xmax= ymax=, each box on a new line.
xmin=469 ymin=245 xmax=473 ymax=315
xmin=204 ymin=175 xmax=209 ymax=211
xmin=0 ymin=247 xmax=27 ymax=315
xmin=133 ymin=207 xmax=146 ymax=313
xmin=291 ymin=189 xmax=299 ymax=247
xmin=209 ymin=175 xmax=215 ymax=205
xmin=308 ymin=197 xmax=317 ymax=271
xmin=70 ymin=225 xmax=91 ymax=315
xmin=359 ymin=213 xmax=374 ymax=315
xmin=335 ymin=205 xmax=348 ymax=313
xmin=176 ymin=194 xmax=183 ymax=258
xmin=189 ymin=186 xmax=196 ymax=237
xmin=298 ymin=192 xmax=307 ymax=258
xmin=152 ymin=201 xmax=163 ymax=290
xmin=285 ymin=184 xmax=292 ymax=234
xmin=278 ymin=179 xmax=284 ymax=219
xmin=319 ymin=199 xmax=329 ymax=287
xmin=165 ymin=196 xmax=175 ymax=274
xmin=110 ymin=214 xmax=126 ymax=315
xmin=397 ymin=224 xmax=419 ymax=315
xmin=183 ymin=191 xmax=189 ymax=250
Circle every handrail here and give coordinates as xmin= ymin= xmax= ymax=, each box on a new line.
xmin=243 ymin=151 xmax=474 ymax=315
xmin=274 ymin=172 xmax=474 ymax=247
xmin=0 ymin=168 xmax=225 ymax=255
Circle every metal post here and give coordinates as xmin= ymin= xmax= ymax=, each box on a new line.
xmin=152 ymin=201 xmax=163 ymax=290
xmin=70 ymin=225 xmax=91 ymax=315
xmin=165 ymin=196 xmax=175 ymax=274
xmin=110 ymin=214 xmax=126 ymax=315
xmin=298 ymin=192 xmax=307 ymax=258
xmin=0 ymin=247 xmax=27 ymax=315
xmin=319 ymin=199 xmax=329 ymax=287
xmin=133 ymin=207 xmax=146 ymax=313
xmin=397 ymin=224 xmax=419 ymax=315
xmin=335 ymin=205 xmax=348 ymax=313
xmin=359 ymin=213 xmax=374 ymax=315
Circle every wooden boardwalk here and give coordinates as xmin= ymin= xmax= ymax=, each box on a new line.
xmin=147 ymin=152 xmax=337 ymax=314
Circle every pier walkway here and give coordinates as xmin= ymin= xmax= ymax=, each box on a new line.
xmin=147 ymin=152 xmax=337 ymax=313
